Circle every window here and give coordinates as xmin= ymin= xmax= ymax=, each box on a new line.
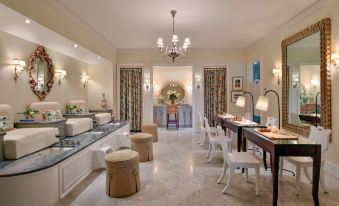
xmin=252 ymin=61 xmax=260 ymax=82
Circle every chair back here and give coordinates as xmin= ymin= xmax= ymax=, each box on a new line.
xmin=219 ymin=134 xmax=231 ymax=164
xmin=309 ymin=126 xmax=331 ymax=154
xmin=30 ymin=102 xmax=61 ymax=120
xmin=0 ymin=104 xmax=14 ymax=129
xmin=166 ymin=104 xmax=178 ymax=114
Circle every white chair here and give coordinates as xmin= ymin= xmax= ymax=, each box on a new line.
xmin=290 ymin=112 xmax=303 ymax=125
xmin=279 ymin=126 xmax=331 ymax=193
xmin=204 ymin=119 xmax=232 ymax=162
xmin=197 ymin=113 xmax=216 ymax=146
xmin=217 ymin=136 xmax=260 ymax=195
xmin=197 ymin=113 xmax=206 ymax=144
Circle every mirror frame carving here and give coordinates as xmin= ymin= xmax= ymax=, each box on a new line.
xmin=28 ymin=46 xmax=55 ymax=101
xmin=282 ymin=18 xmax=331 ymax=136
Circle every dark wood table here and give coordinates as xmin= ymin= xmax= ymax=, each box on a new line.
xmin=242 ymin=128 xmax=321 ymax=206
xmin=222 ymin=118 xmax=260 ymax=152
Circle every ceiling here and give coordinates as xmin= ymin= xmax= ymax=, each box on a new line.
xmin=0 ymin=3 xmax=108 ymax=64
xmin=53 ymin=0 xmax=320 ymax=49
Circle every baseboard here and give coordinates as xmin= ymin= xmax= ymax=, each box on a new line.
xmin=324 ymin=161 xmax=339 ymax=179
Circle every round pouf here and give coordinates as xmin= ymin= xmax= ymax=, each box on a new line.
xmin=130 ymin=133 xmax=153 ymax=162
xmin=105 ymin=149 xmax=140 ymax=198
xmin=141 ymin=123 xmax=158 ymax=142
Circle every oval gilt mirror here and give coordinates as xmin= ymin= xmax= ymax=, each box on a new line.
xmin=28 ymin=46 xmax=55 ymax=101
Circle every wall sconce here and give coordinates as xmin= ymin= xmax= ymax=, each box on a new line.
xmin=311 ymin=78 xmax=319 ymax=89
xmin=55 ymin=70 xmax=67 ymax=86
xmin=331 ymin=51 xmax=339 ymax=69
xmin=144 ymin=79 xmax=150 ymax=90
xmin=196 ymin=78 xmax=201 ymax=89
xmin=11 ymin=59 xmax=26 ymax=82
xmin=82 ymin=75 xmax=90 ymax=88
xmin=272 ymin=68 xmax=282 ymax=84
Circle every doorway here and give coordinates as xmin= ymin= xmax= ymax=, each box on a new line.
xmin=152 ymin=66 xmax=193 ymax=128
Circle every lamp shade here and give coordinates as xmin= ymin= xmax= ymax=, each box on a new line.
xmin=236 ymin=96 xmax=245 ymax=108
xmin=256 ymin=96 xmax=269 ymax=111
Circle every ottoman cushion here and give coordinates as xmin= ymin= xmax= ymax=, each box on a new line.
xmin=95 ymin=113 xmax=111 ymax=125
xmin=130 ymin=133 xmax=153 ymax=162
xmin=66 ymin=118 xmax=93 ymax=136
xmin=130 ymin=133 xmax=153 ymax=143
xmin=141 ymin=124 xmax=158 ymax=142
xmin=105 ymin=149 xmax=140 ymax=198
xmin=4 ymin=128 xmax=59 ymax=159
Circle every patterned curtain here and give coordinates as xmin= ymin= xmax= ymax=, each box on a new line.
xmin=120 ymin=68 xmax=143 ymax=131
xmin=204 ymin=67 xmax=227 ymax=126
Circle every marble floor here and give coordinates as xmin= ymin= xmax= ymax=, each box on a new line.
xmin=55 ymin=129 xmax=339 ymax=206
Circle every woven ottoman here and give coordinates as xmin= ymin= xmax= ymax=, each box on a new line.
xmin=130 ymin=133 xmax=153 ymax=162
xmin=141 ymin=123 xmax=158 ymax=142
xmin=105 ymin=149 xmax=140 ymax=198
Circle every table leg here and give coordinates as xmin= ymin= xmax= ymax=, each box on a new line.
xmin=263 ymin=151 xmax=268 ymax=170
xmin=271 ymin=153 xmax=279 ymax=206
xmin=312 ymin=146 xmax=321 ymax=206
xmin=242 ymin=137 xmax=247 ymax=152
xmin=237 ymin=128 xmax=242 ymax=152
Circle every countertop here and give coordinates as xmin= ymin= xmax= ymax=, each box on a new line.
xmin=0 ymin=121 xmax=126 ymax=177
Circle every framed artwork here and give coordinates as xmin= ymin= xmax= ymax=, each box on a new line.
xmin=231 ymin=91 xmax=243 ymax=103
xmin=232 ymin=76 xmax=243 ymax=91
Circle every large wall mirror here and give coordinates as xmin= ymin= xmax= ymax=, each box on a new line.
xmin=282 ymin=18 xmax=331 ymax=135
xmin=28 ymin=46 xmax=55 ymax=101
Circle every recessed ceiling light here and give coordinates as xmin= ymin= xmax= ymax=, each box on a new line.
xmin=74 ymin=44 xmax=78 ymax=48
xmin=25 ymin=19 xmax=31 ymax=24
xmin=97 ymin=56 xmax=101 ymax=60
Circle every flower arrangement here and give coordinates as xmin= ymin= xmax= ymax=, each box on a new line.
xmin=17 ymin=109 xmax=39 ymax=120
xmin=168 ymin=93 xmax=178 ymax=104
xmin=66 ymin=104 xmax=77 ymax=113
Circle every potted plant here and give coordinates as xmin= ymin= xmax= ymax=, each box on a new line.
xmin=168 ymin=93 xmax=178 ymax=105
xmin=17 ymin=109 xmax=39 ymax=120
xmin=66 ymin=104 xmax=77 ymax=113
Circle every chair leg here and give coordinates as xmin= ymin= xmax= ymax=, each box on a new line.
xmin=255 ymin=167 xmax=260 ymax=195
xmin=199 ymin=132 xmax=206 ymax=146
xmin=208 ymin=142 xmax=216 ymax=162
xmin=205 ymin=142 xmax=211 ymax=159
xmin=198 ymin=131 xmax=203 ymax=144
xmin=296 ymin=166 xmax=301 ymax=194
xmin=320 ymin=162 xmax=328 ymax=193
xmin=303 ymin=167 xmax=312 ymax=184
xmin=222 ymin=168 xmax=235 ymax=194
xmin=245 ymin=168 xmax=248 ymax=183
xmin=218 ymin=161 xmax=228 ymax=184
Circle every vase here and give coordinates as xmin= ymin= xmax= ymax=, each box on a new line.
xmin=101 ymin=93 xmax=108 ymax=109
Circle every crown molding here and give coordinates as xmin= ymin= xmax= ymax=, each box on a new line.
xmin=48 ymin=0 xmax=117 ymax=50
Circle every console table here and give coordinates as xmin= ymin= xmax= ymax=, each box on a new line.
xmin=14 ymin=119 xmax=67 ymax=139
xmin=153 ymin=105 xmax=192 ymax=128
xmin=242 ymin=128 xmax=321 ymax=206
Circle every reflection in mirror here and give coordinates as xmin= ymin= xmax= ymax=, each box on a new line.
xmin=32 ymin=58 xmax=51 ymax=92
xmin=287 ymin=32 xmax=321 ymax=127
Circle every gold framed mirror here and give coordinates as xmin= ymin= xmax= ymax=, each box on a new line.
xmin=28 ymin=46 xmax=55 ymax=101
xmin=282 ymin=18 xmax=331 ymax=135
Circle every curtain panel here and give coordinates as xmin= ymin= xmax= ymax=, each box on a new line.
xmin=120 ymin=68 xmax=143 ymax=131
xmin=204 ymin=67 xmax=227 ymax=126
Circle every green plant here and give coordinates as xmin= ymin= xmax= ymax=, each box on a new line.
xmin=66 ymin=104 xmax=77 ymax=113
xmin=169 ymin=93 xmax=178 ymax=104
xmin=17 ymin=109 xmax=39 ymax=119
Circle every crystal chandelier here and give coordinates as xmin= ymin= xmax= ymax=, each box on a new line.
xmin=157 ymin=10 xmax=191 ymax=62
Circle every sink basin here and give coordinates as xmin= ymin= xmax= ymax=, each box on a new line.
xmin=38 ymin=147 xmax=73 ymax=156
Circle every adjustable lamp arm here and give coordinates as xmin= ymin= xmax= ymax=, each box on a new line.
xmin=264 ymin=90 xmax=281 ymax=129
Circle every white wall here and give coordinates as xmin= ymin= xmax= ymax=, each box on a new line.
xmin=117 ymin=49 xmax=246 ymax=129
xmin=0 ymin=31 xmax=88 ymax=120
xmin=246 ymin=0 xmax=339 ymax=167
xmin=87 ymin=62 xmax=114 ymax=110
xmin=153 ymin=66 xmax=193 ymax=105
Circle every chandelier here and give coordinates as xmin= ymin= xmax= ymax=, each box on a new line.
xmin=157 ymin=10 xmax=191 ymax=62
